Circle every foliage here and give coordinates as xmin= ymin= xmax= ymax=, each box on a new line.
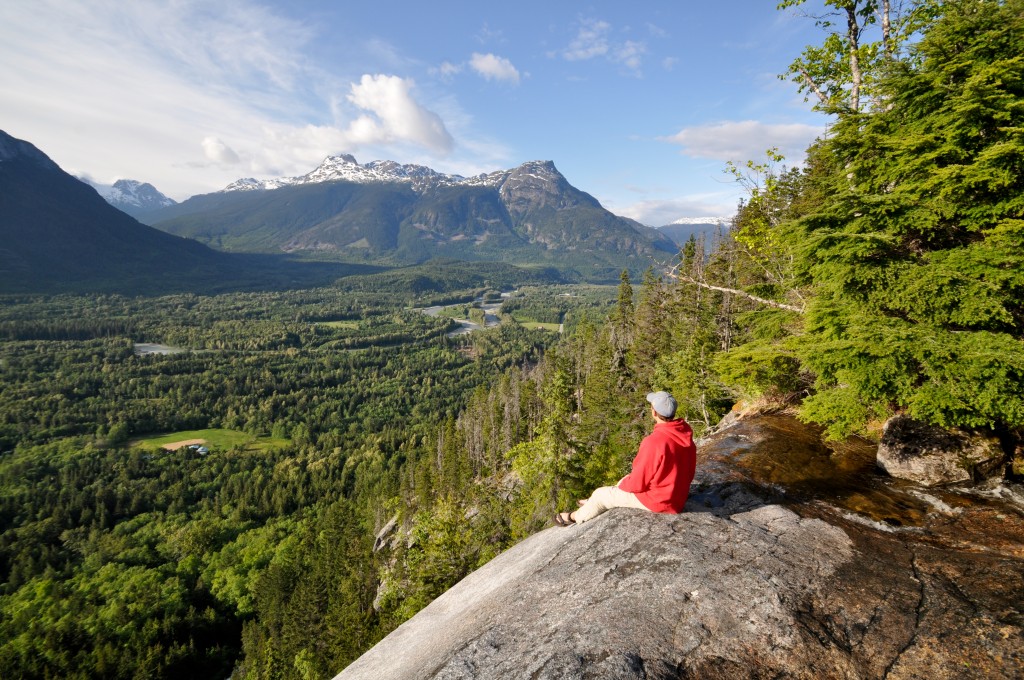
xmin=788 ymin=0 xmax=1024 ymax=437
xmin=0 ymin=282 xmax=569 ymax=679
xmin=777 ymin=0 xmax=941 ymax=112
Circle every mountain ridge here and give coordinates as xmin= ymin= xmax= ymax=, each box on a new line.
xmin=219 ymin=154 xmax=554 ymax=196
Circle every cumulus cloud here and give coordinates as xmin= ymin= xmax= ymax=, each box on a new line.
xmin=201 ymin=136 xmax=241 ymax=164
xmin=469 ymin=53 xmax=521 ymax=84
xmin=0 ymin=1 xmax=475 ymax=198
xmin=662 ymin=120 xmax=825 ymax=163
xmin=342 ymin=74 xmax=454 ymax=154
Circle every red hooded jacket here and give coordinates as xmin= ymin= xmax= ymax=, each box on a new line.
xmin=617 ymin=419 xmax=696 ymax=513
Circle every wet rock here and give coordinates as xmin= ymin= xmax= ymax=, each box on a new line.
xmin=1013 ymin=443 xmax=1024 ymax=478
xmin=877 ymin=415 xmax=1005 ymax=487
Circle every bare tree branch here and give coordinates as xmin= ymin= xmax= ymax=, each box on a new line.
xmin=665 ymin=267 xmax=805 ymax=313
xmin=800 ymin=67 xmax=830 ymax=105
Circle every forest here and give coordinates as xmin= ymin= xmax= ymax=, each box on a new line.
xmin=0 ymin=283 xmax=620 ymax=678
xmin=2 ymin=0 xmax=1023 ymax=678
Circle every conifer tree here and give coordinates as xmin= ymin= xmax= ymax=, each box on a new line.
xmin=789 ymin=0 xmax=1024 ymax=437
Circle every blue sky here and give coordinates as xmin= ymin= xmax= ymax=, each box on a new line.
xmin=1 ymin=0 xmax=836 ymax=225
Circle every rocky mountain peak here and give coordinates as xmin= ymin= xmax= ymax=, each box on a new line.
xmin=217 ymin=157 xmax=578 ymax=199
xmin=499 ymin=159 xmax=594 ymax=214
xmin=77 ymin=176 xmax=176 ymax=217
xmin=108 ymin=179 xmax=175 ymax=208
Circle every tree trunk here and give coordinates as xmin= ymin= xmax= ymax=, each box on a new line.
xmin=846 ymin=4 xmax=863 ymax=111
xmin=880 ymin=0 xmax=892 ymax=58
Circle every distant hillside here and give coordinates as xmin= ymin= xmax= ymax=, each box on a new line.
xmin=336 ymin=259 xmax=568 ymax=299
xmin=0 ymin=130 xmax=364 ymax=294
xmin=145 ymin=157 xmax=677 ymax=281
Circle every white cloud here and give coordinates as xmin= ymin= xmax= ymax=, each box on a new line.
xmin=560 ymin=18 xmax=645 ymax=74
xmin=343 ymin=74 xmax=454 ymax=154
xmin=0 ymin=0 xmax=468 ymax=198
xmin=202 ymin=137 xmax=241 ymax=164
xmin=661 ymin=120 xmax=824 ymax=164
xmin=469 ymin=53 xmax=521 ymax=84
xmin=563 ymin=18 xmax=610 ymax=60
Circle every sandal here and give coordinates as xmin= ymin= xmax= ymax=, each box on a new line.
xmin=554 ymin=511 xmax=576 ymax=527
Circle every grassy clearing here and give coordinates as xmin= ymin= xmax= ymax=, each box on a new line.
xmin=435 ymin=305 xmax=471 ymax=320
xmin=319 ymin=320 xmax=360 ymax=329
xmin=511 ymin=314 xmax=561 ymax=332
xmin=132 ymin=428 xmax=290 ymax=452
xmin=520 ymin=321 xmax=561 ymax=332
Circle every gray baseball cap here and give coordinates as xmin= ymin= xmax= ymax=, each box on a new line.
xmin=646 ymin=391 xmax=677 ymax=419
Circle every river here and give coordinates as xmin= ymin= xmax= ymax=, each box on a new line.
xmin=420 ymin=295 xmax=507 ymax=337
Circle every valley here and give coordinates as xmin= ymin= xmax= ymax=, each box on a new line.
xmin=2 ymin=2 xmax=1022 ymax=676
xmin=0 ymin=283 xmax=617 ymax=678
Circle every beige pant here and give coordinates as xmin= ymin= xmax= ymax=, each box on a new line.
xmin=575 ymin=485 xmax=649 ymax=524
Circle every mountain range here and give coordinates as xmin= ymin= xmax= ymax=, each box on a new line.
xmin=141 ymin=155 xmax=679 ymax=279
xmin=0 ymin=130 xmax=369 ymax=294
xmin=0 ymin=129 xmax=685 ymax=293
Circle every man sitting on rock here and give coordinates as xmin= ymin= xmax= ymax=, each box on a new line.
xmin=556 ymin=391 xmax=697 ymax=526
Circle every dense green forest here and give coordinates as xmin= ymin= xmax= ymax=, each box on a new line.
xmin=2 ymin=1 xmax=1022 ymax=678
xmin=0 ymin=284 xmax=619 ymax=678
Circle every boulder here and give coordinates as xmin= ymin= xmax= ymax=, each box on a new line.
xmin=334 ymin=413 xmax=1024 ymax=679
xmin=335 ymin=505 xmax=856 ymax=680
xmin=877 ymin=415 xmax=1005 ymax=486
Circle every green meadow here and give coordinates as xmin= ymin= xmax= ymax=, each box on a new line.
xmin=133 ymin=428 xmax=290 ymax=452
xmin=318 ymin=320 xmax=360 ymax=329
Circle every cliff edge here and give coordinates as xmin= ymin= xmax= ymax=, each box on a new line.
xmin=335 ymin=414 xmax=1024 ymax=679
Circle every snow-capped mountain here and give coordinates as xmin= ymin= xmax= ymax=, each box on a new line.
xmin=222 ymin=154 xmax=518 ymax=195
xmin=144 ymin=156 xmax=678 ymax=275
xmin=668 ymin=215 xmax=733 ymax=225
xmin=80 ymin=178 xmax=177 ymax=218
xmin=655 ymin=216 xmax=733 ymax=248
